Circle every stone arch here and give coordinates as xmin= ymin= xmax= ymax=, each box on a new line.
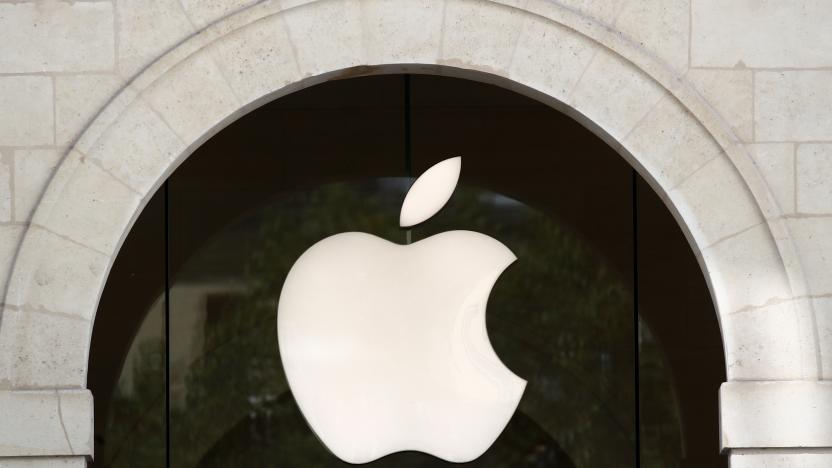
xmin=0 ymin=0 xmax=822 ymax=460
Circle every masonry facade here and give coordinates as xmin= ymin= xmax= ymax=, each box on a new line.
xmin=0 ymin=0 xmax=831 ymax=466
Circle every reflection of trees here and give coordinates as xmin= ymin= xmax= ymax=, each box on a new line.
xmin=427 ymin=189 xmax=637 ymax=466
xmin=101 ymin=181 xmax=681 ymax=467
xmin=102 ymin=338 xmax=165 ymax=467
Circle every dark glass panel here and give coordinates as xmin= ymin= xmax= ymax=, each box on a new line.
xmin=409 ymin=75 xmax=637 ymax=466
xmin=90 ymin=191 xmax=165 ymax=467
xmin=167 ymin=76 xmax=404 ymax=467
xmin=636 ymin=176 xmax=727 ymax=468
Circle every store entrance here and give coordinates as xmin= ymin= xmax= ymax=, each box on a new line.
xmin=89 ymin=74 xmax=726 ymax=467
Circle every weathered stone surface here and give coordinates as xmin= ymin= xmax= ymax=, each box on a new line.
xmin=787 ymin=217 xmax=832 ymax=297
xmin=687 ymin=68 xmax=753 ymax=142
xmin=730 ymin=450 xmax=832 ymax=468
xmin=0 ymin=225 xmax=24 ymax=294
xmin=0 ymin=151 xmax=9 ymax=222
xmin=82 ymin=96 xmax=183 ymax=195
xmin=283 ymin=0 xmax=364 ymax=77
xmin=816 ymin=296 xmax=832 ymax=379
xmin=0 ymin=457 xmax=87 ymax=467
xmin=721 ymin=381 xmax=832 ymax=448
xmin=669 ymin=155 xmax=763 ymax=249
xmin=117 ymin=0 xmax=196 ymax=78
xmin=142 ymin=53 xmax=239 ymax=144
xmin=796 ymin=144 xmax=832 ymax=214
xmin=5 ymin=226 xmax=109 ymax=322
xmin=34 ymin=153 xmax=141 ymax=255
xmin=509 ymin=14 xmax=596 ymax=106
xmin=624 ymin=93 xmax=722 ymax=189
xmin=748 ymin=144 xmax=795 ymax=215
xmin=756 ymin=71 xmax=832 ymax=142
xmin=363 ymin=0 xmax=443 ymax=66
xmin=13 ymin=149 xmax=62 ymax=223
xmin=441 ymin=0 xmax=526 ymax=74
xmin=0 ymin=2 xmax=114 ymax=73
xmin=692 ymin=0 xmax=832 ymax=68
xmin=0 ymin=77 xmax=53 ymax=146
xmin=209 ymin=14 xmax=300 ymax=106
xmin=700 ymin=223 xmax=792 ymax=318
xmin=571 ymin=48 xmax=665 ymax=140
xmin=0 ymin=308 xmax=90 ymax=388
xmin=0 ymin=390 xmax=92 ymax=457
xmin=55 ymin=74 xmax=123 ymax=146
xmin=721 ymin=298 xmax=817 ymax=380
xmin=180 ymin=0 xmax=259 ymax=29
xmin=540 ymin=0 xmax=626 ymax=25
xmin=614 ymin=0 xmax=690 ymax=73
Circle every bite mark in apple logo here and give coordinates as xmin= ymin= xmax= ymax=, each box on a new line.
xmin=277 ymin=157 xmax=526 ymax=464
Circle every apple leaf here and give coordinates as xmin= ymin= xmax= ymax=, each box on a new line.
xmin=400 ymin=157 xmax=461 ymax=227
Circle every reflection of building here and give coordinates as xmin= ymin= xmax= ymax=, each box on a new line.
xmin=1 ymin=2 xmax=831 ymax=467
xmin=117 ymin=284 xmax=246 ymax=408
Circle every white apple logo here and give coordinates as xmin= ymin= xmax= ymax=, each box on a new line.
xmin=277 ymin=157 xmax=526 ymax=464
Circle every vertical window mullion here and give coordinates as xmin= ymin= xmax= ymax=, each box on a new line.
xmin=164 ymin=180 xmax=171 ymax=468
xmin=404 ymin=74 xmax=413 ymax=245
xmin=632 ymin=170 xmax=641 ymax=467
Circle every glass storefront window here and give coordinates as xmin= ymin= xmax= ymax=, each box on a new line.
xmin=90 ymin=74 xmax=725 ymax=467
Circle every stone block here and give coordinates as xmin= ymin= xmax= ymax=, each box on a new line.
xmin=440 ymin=0 xmax=526 ymax=74
xmin=209 ymin=14 xmax=300 ymax=106
xmin=692 ymin=0 xmax=832 ymax=68
xmin=669 ymin=155 xmax=763 ymax=249
xmin=0 ymin=457 xmax=87 ymax=467
xmin=180 ymin=0 xmax=258 ymax=29
xmin=0 ymin=77 xmax=53 ymax=146
xmin=721 ymin=298 xmax=816 ymax=381
xmin=624 ymin=93 xmax=723 ymax=190
xmin=142 ymin=53 xmax=240 ymax=144
xmin=796 ymin=144 xmax=832 ymax=214
xmin=787 ymin=217 xmax=832 ymax=297
xmin=5 ymin=226 xmax=109 ymax=322
xmin=700 ymin=223 xmax=792 ymax=316
xmin=13 ymin=149 xmax=62 ymax=223
xmin=55 ymin=74 xmax=123 ymax=146
xmin=570 ymin=48 xmax=665 ymax=141
xmin=686 ymin=68 xmax=753 ymax=142
xmin=730 ymin=450 xmax=832 ymax=468
xmin=0 ymin=225 xmax=24 ymax=294
xmin=756 ymin=71 xmax=832 ymax=142
xmin=362 ymin=0 xmax=444 ymax=66
xmin=283 ymin=0 xmax=365 ymax=78
xmin=747 ymin=144 xmax=795 ymax=215
xmin=815 ymin=296 xmax=832 ymax=379
xmin=83 ymin=96 xmax=184 ymax=195
xmin=0 ymin=308 xmax=90 ymax=388
xmin=614 ymin=0 xmax=690 ymax=73
xmin=0 ymin=152 xmax=9 ymax=222
xmin=509 ymin=13 xmax=597 ymax=106
xmin=0 ymin=2 xmax=114 ymax=73
xmin=720 ymin=381 xmax=832 ymax=449
xmin=117 ymin=0 xmax=196 ymax=78
xmin=0 ymin=390 xmax=91 ymax=457
xmin=32 ymin=152 xmax=141 ymax=255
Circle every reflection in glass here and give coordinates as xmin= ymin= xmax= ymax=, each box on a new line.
xmin=90 ymin=73 xmax=722 ymax=468
xmin=99 ymin=300 xmax=166 ymax=467
xmin=162 ymin=179 xmax=672 ymax=466
xmin=93 ymin=193 xmax=165 ymax=467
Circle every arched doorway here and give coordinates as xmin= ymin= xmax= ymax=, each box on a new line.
xmin=89 ymin=74 xmax=726 ymax=467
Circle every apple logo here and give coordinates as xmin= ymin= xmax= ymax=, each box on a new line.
xmin=277 ymin=157 xmax=526 ymax=464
